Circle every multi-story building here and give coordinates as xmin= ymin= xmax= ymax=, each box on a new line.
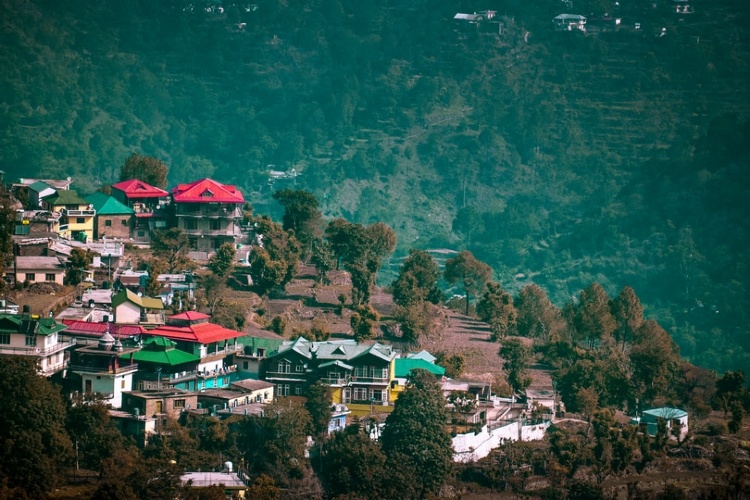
xmin=261 ymin=338 xmax=397 ymax=414
xmin=111 ymin=179 xmax=169 ymax=243
xmin=68 ymin=326 xmax=140 ymax=408
xmin=0 ymin=310 xmax=74 ymax=377
xmin=170 ymin=178 xmax=245 ymax=256
xmin=45 ymin=189 xmax=96 ymax=242
xmin=86 ymin=192 xmax=134 ymax=240
xmin=14 ymin=256 xmax=66 ymax=286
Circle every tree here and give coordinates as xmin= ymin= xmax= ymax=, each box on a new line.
xmin=392 ymin=249 xmax=441 ymax=307
xmin=310 ymin=237 xmax=334 ymax=284
xmin=453 ymin=206 xmax=484 ymax=247
xmin=395 ymin=301 xmax=440 ymax=344
xmin=247 ymin=215 xmax=301 ymax=294
xmin=320 ymin=425 xmax=388 ymax=500
xmin=435 ymin=352 xmax=465 ymax=379
xmin=65 ymin=396 xmax=130 ymax=472
xmin=365 ymin=222 xmax=397 ymax=261
xmin=444 ymin=250 xmax=493 ymax=316
xmin=381 ymin=369 xmax=453 ymax=498
xmin=66 ymin=247 xmax=94 ymax=286
xmin=198 ymin=273 xmax=227 ymax=315
xmin=515 ymin=284 xmax=565 ymax=344
xmin=151 ymin=228 xmax=193 ymax=273
xmin=350 ymin=304 xmax=380 ymax=341
xmin=499 ymin=339 xmax=532 ymax=393
xmin=571 ymin=283 xmax=616 ymax=349
xmin=610 ymin=286 xmax=644 ymax=352
xmin=119 ymin=153 xmax=168 ymax=189
xmin=324 ymin=218 xmax=369 ymax=269
xmin=273 ymin=189 xmax=323 ymax=258
xmin=305 ymin=381 xmax=332 ymax=438
xmin=477 ymin=282 xmax=517 ymax=341
xmin=0 ymin=357 xmax=73 ymax=497
xmin=207 ymin=242 xmax=236 ymax=278
xmin=630 ymin=320 xmax=679 ymax=403
xmin=144 ymin=257 xmax=167 ymax=298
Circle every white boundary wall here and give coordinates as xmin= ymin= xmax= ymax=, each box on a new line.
xmin=452 ymin=420 xmax=551 ymax=463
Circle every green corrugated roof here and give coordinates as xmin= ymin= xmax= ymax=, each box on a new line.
xmin=0 ymin=314 xmax=68 ymax=336
xmin=48 ymin=189 xmax=89 ymax=206
xmin=86 ymin=192 xmax=134 ymax=215
xmin=29 ymin=181 xmax=53 ymax=193
xmin=642 ymin=407 xmax=687 ymax=419
xmin=395 ymin=358 xmax=446 ymax=378
xmin=122 ymin=336 xmax=199 ymax=366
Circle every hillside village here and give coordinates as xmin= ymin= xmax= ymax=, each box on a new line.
xmin=1 ymin=162 xmax=749 ymax=498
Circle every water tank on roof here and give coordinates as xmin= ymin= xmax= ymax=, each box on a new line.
xmin=224 ymin=461 xmax=233 ymax=472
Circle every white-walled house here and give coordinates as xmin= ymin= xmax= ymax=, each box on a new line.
xmin=0 ymin=312 xmax=74 ymax=376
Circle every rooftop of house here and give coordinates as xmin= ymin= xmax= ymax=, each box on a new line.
xmin=47 ymin=189 xmax=90 ymax=207
xmin=273 ymin=337 xmax=397 ymax=363
xmin=122 ymin=336 xmax=199 ymax=366
xmin=15 ymin=178 xmax=73 ymax=190
xmin=61 ymin=319 xmax=146 ymax=339
xmin=642 ymin=407 xmax=688 ymax=419
xmin=146 ymin=320 xmax=245 ymax=345
xmin=395 ymin=358 xmax=446 ymax=378
xmin=180 ymin=472 xmax=246 ymax=489
xmin=230 ymin=379 xmax=275 ymax=392
xmin=15 ymin=255 xmax=65 ymax=271
xmin=111 ymin=179 xmax=169 ymax=198
xmin=0 ymin=313 xmax=68 ymax=336
xmin=86 ymin=192 xmax=135 ymax=216
xmin=171 ymin=178 xmax=245 ymax=204
xmin=112 ymin=288 xmax=165 ymax=310
xmin=28 ymin=180 xmax=54 ymax=193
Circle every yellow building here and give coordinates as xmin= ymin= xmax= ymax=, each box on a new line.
xmin=46 ymin=190 xmax=96 ymax=242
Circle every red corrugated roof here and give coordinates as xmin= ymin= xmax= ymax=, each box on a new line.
xmin=112 ymin=179 xmax=169 ymax=198
xmin=61 ymin=320 xmax=146 ymax=338
xmin=171 ymin=178 xmax=245 ymax=204
xmin=169 ymin=311 xmax=210 ymax=321
xmin=147 ymin=322 xmax=244 ymax=344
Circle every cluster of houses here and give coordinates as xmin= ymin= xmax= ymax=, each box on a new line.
xmin=9 ymin=175 xmax=248 ymax=287
xmin=1 ymin=175 xmax=688 ymax=479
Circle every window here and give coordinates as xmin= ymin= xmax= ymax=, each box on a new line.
xmin=121 ymin=379 xmax=126 ymax=389
xmin=105 ymin=220 xmax=112 ymax=227
xmin=243 ymin=361 xmax=249 ymax=370
xmin=295 ymin=386 xmax=302 ymax=395
xmin=257 ymin=348 xmax=265 ymax=357
xmin=45 ymin=273 xmax=55 ymax=282
xmin=121 ymin=219 xmax=128 ymax=226
xmin=276 ymin=384 xmax=290 ymax=396
xmin=85 ymin=380 xmax=92 ymax=393
xmin=0 ymin=333 xmax=10 ymax=344
xmin=209 ymin=219 xmax=223 ymax=231
xmin=25 ymin=335 xmax=36 ymax=347
xmin=353 ymin=388 xmax=369 ymax=401
xmin=25 ymin=273 xmax=35 ymax=282
xmin=295 ymin=364 xmax=304 ymax=372
xmin=185 ymin=219 xmax=198 ymax=230
xmin=174 ymin=399 xmax=186 ymax=408
xmin=155 ymin=401 xmax=163 ymax=413
xmin=277 ymin=360 xmax=291 ymax=373
xmin=76 ymin=217 xmax=84 ymax=223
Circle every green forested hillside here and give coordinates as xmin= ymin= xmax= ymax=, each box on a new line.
xmin=1 ymin=0 xmax=749 ymax=371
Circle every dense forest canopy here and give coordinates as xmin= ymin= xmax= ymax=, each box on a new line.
xmin=1 ymin=0 xmax=749 ymax=372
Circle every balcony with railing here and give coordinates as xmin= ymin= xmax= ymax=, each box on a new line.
xmin=351 ymin=375 xmax=390 ymax=384
xmin=0 ymin=338 xmax=76 ymax=357
xmin=62 ymin=208 xmax=96 ymax=217
xmin=320 ymin=375 xmax=352 ymax=386
xmin=69 ymin=361 xmax=138 ymax=376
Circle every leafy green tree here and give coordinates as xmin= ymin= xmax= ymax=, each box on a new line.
xmin=435 ymin=352 xmax=465 ymax=379
xmin=392 ymin=249 xmax=441 ymax=307
xmin=350 ymin=304 xmax=380 ymax=341
xmin=444 ymin=250 xmax=493 ymax=316
xmin=365 ymin=221 xmax=397 ymax=262
xmin=210 ymin=301 xmax=248 ymax=331
xmin=65 ymin=247 xmax=94 ymax=285
xmin=381 ymin=369 xmax=453 ymax=498
xmin=395 ymin=301 xmax=439 ymax=344
xmin=207 ymin=242 xmax=236 ymax=278
xmin=151 ymin=227 xmax=193 ymax=273
xmin=238 ymin=399 xmax=313 ymax=487
xmin=477 ymin=282 xmax=517 ymax=341
xmin=310 ymin=237 xmax=334 ymax=284
xmin=571 ymin=283 xmax=616 ymax=349
xmin=273 ymin=189 xmax=323 ymax=258
xmin=65 ymin=396 xmax=130 ymax=472
xmin=630 ymin=320 xmax=679 ymax=404
xmin=0 ymin=357 xmax=72 ymax=497
xmin=248 ymin=248 xmax=287 ymax=297
xmin=144 ymin=257 xmax=167 ymax=298
xmin=305 ymin=381 xmax=332 ymax=438
xmin=248 ymin=215 xmax=301 ymax=293
xmin=320 ymin=425 xmax=388 ymax=500
xmin=119 ymin=152 xmax=168 ymax=189
xmin=453 ymin=206 xmax=484 ymax=247
xmin=325 ymin=218 xmax=369 ymax=270
xmin=499 ymin=338 xmax=532 ymax=393
xmin=246 ymin=474 xmax=280 ymax=500
xmin=515 ymin=284 xmax=565 ymax=344
xmin=610 ymin=286 xmax=644 ymax=352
